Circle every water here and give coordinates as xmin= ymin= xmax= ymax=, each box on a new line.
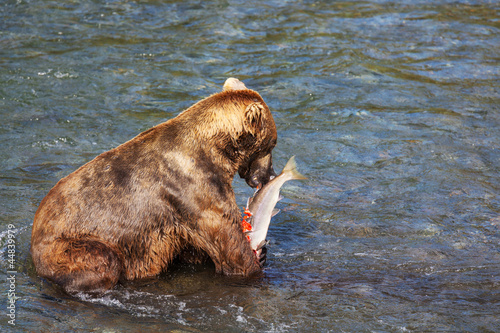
xmin=1 ymin=0 xmax=499 ymax=331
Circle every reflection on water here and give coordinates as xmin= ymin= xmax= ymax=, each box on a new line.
xmin=1 ymin=0 xmax=499 ymax=331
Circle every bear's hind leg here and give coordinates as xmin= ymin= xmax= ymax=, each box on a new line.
xmin=39 ymin=238 xmax=122 ymax=295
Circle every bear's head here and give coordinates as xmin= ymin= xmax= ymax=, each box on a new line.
xmin=236 ymin=100 xmax=277 ymax=188
xmin=224 ymin=78 xmax=277 ymax=188
xmin=177 ymin=78 xmax=278 ymax=188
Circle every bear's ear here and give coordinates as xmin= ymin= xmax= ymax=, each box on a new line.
xmin=245 ymin=102 xmax=265 ymax=134
xmin=223 ymin=78 xmax=247 ymax=91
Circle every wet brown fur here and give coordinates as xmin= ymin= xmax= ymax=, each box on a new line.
xmin=30 ymin=87 xmax=277 ymax=294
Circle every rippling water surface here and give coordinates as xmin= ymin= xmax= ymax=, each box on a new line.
xmin=1 ymin=0 xmax=499 ymax=332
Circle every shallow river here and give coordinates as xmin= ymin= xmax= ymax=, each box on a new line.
xmin=1 ymin=0 xmax=499 ymax=332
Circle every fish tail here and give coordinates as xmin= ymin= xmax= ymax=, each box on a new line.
xmin=283 ymin=156 xmax=307 ymax=180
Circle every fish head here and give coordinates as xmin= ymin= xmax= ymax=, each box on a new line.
xmin=239 ymin=151 xmax=277 ymax=188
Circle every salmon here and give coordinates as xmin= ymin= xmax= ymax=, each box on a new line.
xmin=242 ymin=156 xmax=306 ymax=253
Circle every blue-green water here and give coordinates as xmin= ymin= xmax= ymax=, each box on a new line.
xmin=1 ymin=0 xmax=499 ymax=332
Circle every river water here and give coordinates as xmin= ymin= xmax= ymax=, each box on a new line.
xmin=1 ymin=0 xmax=499 ymax=332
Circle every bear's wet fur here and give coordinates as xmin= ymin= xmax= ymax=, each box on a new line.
xmin=30 ymin=78 xmax=277 ymax=294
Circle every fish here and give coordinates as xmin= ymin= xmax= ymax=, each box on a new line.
xmin=241 ymin=156 xmax=307 ymax=253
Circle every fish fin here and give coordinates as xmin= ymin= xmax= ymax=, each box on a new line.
xmin=272 ymin=208 xmax=280 ymax=217
xmin=283 ymin=156 xmax=307 ymax=180
xmin=256 ymin=240 xmax=269 ymax=250
xmin=246 ymin=196 xmax=253 ymax=209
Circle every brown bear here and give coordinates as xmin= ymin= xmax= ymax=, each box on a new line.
xmin=30 ymin=78 xmax=277 ymax=294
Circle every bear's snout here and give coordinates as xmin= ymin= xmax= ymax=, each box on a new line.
xmin=240 ymin=153 xmax=277 ymax=188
